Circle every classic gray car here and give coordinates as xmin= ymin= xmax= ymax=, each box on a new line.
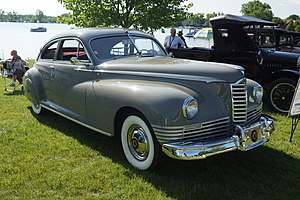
xmin=24 ymin=28 xmax=275 ymax=170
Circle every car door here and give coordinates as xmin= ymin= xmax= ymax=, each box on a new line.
xmin=51 ymin=38 xmax=93 ymax=120
xmin=36 ymin=40 xmax=59 ymax=101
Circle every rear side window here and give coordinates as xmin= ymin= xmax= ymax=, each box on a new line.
xmin=40 ymin=41 xmax=58 ymax=60
xmin=57 ymin=39 xmax=90 ymax=62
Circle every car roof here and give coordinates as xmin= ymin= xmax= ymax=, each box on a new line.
xmin=246 ymin=27 xmax=300 ymax=37
xmin=210 ymin=14 xmax=276 ymax=26
xmin=48 ymin=28 xmax=151 ymax=41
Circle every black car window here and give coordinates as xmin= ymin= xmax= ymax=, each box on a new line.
xmin=57 ymin=39 xmax=90 ymax=62
xmin=40 ymin=41 xmax=58 ymax=60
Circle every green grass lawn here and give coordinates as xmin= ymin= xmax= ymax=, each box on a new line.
xmin=0 ymin=65 xmax=300 ymax=199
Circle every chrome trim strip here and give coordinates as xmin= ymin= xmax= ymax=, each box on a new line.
xmin=40 ymin=104 xmax=111 ymax=137
xmin=93 ymin=69 xmax=227 ymax=83
xmin=153 ymin=117 xmax=230 ymax=143
xmin=183 ymin=124 xmax=228 ymax=136
xmin=162 ymin=116 xmax=275 ymax=160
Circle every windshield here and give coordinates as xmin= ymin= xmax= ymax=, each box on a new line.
xmin=90 ymin=35 xmax=166 ymax=60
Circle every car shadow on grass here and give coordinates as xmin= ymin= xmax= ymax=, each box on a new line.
xmin=30 ymin=107 xmax=300 ymax=200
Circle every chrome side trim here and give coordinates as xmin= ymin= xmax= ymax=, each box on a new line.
xmin=40 ymin=104 xmax=111 ymax=137
xmin=162 ymin=115 xmax=275 ymax=160
xmin=93 ymin=69 xmax=227 ymax=84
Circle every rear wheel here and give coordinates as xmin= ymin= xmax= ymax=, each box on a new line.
xmin=267 ymin=78 xmax=297 ymax=113
xmin=31 ymin=103 xmax=42 ymax=115
xmin=120 ymin=112 xmax=160 ymax=170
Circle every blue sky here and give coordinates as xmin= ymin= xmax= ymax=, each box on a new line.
xmin=2 ymin=0 xmax=300 ymax=19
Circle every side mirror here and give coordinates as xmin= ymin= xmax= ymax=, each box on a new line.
xmin=70 ymin=57 xmax=79 ymax=65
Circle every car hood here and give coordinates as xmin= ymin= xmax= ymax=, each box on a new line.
xmin=98 ymin=56 xmax=244 ymax=83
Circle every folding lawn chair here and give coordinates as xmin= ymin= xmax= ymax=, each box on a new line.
xmin=1 ymin=61 xmax=24 ymax=93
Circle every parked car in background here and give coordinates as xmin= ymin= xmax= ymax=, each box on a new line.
xmin=168 ymin=14 xmax=300 ymax=113
xmin=24 ymin=28 xmax=275 ymax=170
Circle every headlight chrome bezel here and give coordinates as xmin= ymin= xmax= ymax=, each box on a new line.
xmin=252 ymin=84 xmax=264 ymax=104
xmin=182 ymin=96 xmax=199 ymax=119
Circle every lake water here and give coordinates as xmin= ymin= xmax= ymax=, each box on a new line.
xmin=0 ymin=22 xmax=212 ymax=59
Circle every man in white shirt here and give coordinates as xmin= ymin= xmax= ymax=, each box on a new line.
xmin=164 ymin=28 xmax=185 ymax=49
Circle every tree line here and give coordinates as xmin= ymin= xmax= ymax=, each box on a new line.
xmin=1 ymin=0 xmax=299 ymax=32
xmin=0 ymin=9 xmax=57 ymax=23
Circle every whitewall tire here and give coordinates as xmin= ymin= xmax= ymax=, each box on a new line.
xmin=121 ymin=114 xmax=159 ymax=170
xmin=31 ymin=103 xmax=42 ymax=115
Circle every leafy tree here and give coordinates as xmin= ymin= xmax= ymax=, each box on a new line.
xmin=6 ymin=11 xmax=18 ymax=22
xmin=205 ymin=12 xmax=223 ymax=21
xmin=241 ymin=0 xmax=273 ymax=21
xmin=186 ymin=13 xmax=205 ymax=27
xmin=0 ymin=9 xmax=5 ymax=21
xmin=35 ymin=9 xmax=45 ymax=23
xmin=57 ymin=0 xmax=192 ymax=33
xmin=295 ymin=25 xmax=300 ymax=32
xmin=286 ymin=14 xmax=300 ymax=21
xmin=272 ymin=17 xmax=283 ymax=27
xmin=286 ymin=22 xmax=295 ymax=31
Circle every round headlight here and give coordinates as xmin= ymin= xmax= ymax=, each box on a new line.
xmin=182 ymin=96 xmax=199 ymax=119
xmin=252 ymin=84 xmax=263 ymax=103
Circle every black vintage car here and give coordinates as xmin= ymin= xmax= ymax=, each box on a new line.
xmin=169 ymin=15 xmax=300 ymax=113
xmin=248 ymin=27 xmax=300 ymax=54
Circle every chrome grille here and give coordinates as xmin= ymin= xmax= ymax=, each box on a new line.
xmin=246 ymin=105 xmax=262 ymax=125
xmin=153 ymin=117 xmax=230 ymax=144
xmin=231 ymin=79 xmax=247 ymax=125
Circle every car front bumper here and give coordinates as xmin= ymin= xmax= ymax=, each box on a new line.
xmin=162 ymin=115 xmax=275 ymax=160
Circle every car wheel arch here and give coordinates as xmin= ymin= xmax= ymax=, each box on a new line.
xmin=24 ymin=67 xmax=46 ymax=103
xmin=117 ymin=109 xmax=161 ymax=170
xmin=261 ymin=70 xmax=300 ymax=89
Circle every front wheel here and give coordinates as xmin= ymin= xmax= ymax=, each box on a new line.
xmin=121 ymin=113 xmax=160 ymax=170
xmin=267 ymin=78 xmax=297 ymax=113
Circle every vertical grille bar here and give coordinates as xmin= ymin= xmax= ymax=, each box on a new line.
xmin=231 ymin=79 xmax=247 ymax=125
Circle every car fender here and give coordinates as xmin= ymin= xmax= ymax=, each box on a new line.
xmin=24 ymin=67 xmax=46 ymax=105
xmin=261 ymin=69 xmax=300 ymax=87
xmin=86 ymin=79 xmax=200 ymax=135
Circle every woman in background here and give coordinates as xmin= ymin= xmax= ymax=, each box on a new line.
xmin=8 ymin=50 xmax=28 ymax=87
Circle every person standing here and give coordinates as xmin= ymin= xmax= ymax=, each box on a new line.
xmin=177 ymin=30 xmax=188 ymax=48
xmin=164 ymin=28 xmax=185 ymax=49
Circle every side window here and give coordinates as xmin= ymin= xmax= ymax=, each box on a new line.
xmin=78 ymin=43 xmax=89 ymax=61
xmin=40 ymin=41 xmax=58 ymax=60
xmin=218 ymin=29 xmax=228 ymax=38
xmin=57 ymin=39 xmax=90 ymax=62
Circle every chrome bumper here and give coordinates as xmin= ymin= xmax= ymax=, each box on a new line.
xmin=162 ymin=115 xmax=275 ymax=160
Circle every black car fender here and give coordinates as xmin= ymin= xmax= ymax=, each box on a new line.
xmin=261 ymin=69 xmax=300 ymax=87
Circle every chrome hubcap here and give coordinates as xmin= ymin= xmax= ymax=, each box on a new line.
xmin=127 ymin=124 xmax=149 ymax=161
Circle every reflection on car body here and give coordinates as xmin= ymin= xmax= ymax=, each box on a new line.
xmin=24 ymin=28 xmax=275 ymax=170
